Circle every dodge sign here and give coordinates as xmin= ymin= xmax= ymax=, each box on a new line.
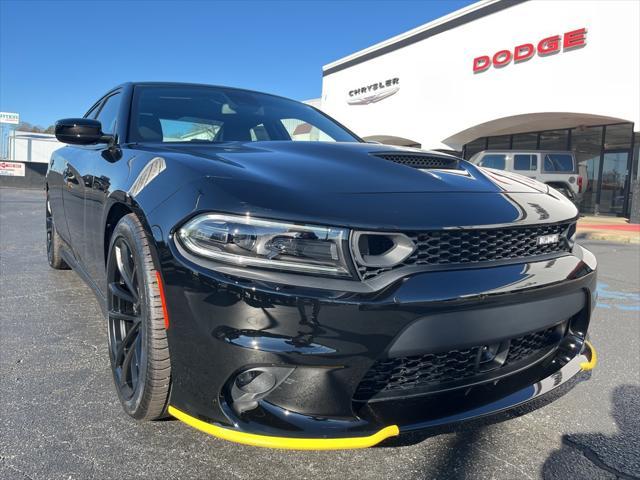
xmin=473 ymin=28 xmax=587 ymax=73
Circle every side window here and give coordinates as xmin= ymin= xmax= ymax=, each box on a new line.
xmin=479 ymin=154 xmax=506 ymax=170
xmin=514 ymin=154 xmax=537 ymax=171
xmin=544 ymin=153 xmax=575 ymax=172
xmin=95 ymin=93 xmax=122 ymax=135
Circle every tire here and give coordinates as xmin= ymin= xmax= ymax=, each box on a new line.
xmin=106 ymin=213 xmax=171 ymax=420
xmin=559 ymin=187 xmax=573 ymax=200
xmin=551 ymin=185 xmax=574 ymax=201
xmin=46 ymin=195 xmax=69 ymax=270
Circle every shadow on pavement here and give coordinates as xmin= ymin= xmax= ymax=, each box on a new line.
xmin=543 ymin=384 xmax=640 ymax=479
xmin=381 ymin=372 xmax=588 ymax=449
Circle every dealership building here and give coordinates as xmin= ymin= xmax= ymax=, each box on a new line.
xmin=320 ymin=0 xmax=640 ymax=218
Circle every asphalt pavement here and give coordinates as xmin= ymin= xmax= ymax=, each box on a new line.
xmin=1 ymin=187 xmax=639 ymax=480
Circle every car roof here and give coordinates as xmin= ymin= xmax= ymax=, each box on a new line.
xmin=113 ymin=81 xmax=302 ymax=104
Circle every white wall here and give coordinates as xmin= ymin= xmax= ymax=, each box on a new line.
xmin=321 ymin=0 xmax=640 ymax=150
xmin=9 ymin=131 xmax=64 ymax=163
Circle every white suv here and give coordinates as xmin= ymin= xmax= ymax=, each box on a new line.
xmin=469 ymin=150 xmax=585 ymax=204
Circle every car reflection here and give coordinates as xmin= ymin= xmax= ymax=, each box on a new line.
xmin=213 ymin=326 xmax=336 ymax=354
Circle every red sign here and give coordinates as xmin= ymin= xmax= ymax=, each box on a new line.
xmin=473 ymin=28 xmax=587 ymax=73
xmin=0 ymin=161 xmax=26 ymax=177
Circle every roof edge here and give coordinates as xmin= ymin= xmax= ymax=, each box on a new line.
xmin=322 ymin=0 xmax=528 ymax=77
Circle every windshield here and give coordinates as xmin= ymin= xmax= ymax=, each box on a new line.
xmin=128 ymin=85 xmax=359 ymax=144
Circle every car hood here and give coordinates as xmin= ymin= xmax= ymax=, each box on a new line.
xmin=137 ymin=141 xmax=549 ymax=195
xmin=134 ymin=142 xmax=577 ymax=230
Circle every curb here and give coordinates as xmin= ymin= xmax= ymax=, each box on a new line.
xmin=576 ymin=231 xmax=640 ymax=244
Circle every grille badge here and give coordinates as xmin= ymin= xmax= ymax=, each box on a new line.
xmin=537 ymin=233 xmax=561 ymax=246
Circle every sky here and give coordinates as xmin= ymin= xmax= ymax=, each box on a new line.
xmin=0 ymin=0 xmax=474 ymax=127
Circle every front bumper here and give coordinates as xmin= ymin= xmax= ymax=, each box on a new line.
xmin=168 ymin=341 xmax=596 ymax=449
xmin=161 ymin=243 xmax=597 ymax=449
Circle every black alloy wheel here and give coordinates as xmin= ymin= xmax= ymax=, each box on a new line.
xmin=106 ymin=213 xmax=171 ymax=420
xmin=108 ymin=236 xmax=144 ymax=401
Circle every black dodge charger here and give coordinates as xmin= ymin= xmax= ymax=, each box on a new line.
xmin=46 ymin=82 xmax=598 ymax=449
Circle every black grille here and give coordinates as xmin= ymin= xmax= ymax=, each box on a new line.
xmin=505 ymin=328 xmax=560 ymax=364
xmin=358 ymin=223 xmax=573 ymax=280
xmin=374 ymin=153 xmax=459 ymax=169
xmin=354 ymin=326 xmax=563 ymax=401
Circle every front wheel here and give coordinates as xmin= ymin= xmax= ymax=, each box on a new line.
xmin=106 ymin=213 xmax=171 ymax=420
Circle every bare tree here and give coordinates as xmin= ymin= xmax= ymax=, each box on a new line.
xmin=15 ymin=122 xmax=55 ymax=134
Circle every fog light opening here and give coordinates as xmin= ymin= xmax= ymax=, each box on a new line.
xmin=229 ymin=366 xmax=294 ymax=416
xmin=235 ymin=370 xmax=276 ymax=394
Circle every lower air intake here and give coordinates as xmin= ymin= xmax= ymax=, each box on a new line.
xmin=354 ymin=324 xmax=566 ymax=402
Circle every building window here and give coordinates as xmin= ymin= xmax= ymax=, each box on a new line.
xmin=487 ymin=135 xmax=510 ymax=149
xmin=539 ymin=130 xmax=569 ymax=150
xmin=512 ymin=133 xmax=538 ymax=150
xmin=629 ymin=132 xmax=639 ymax=215
xmin=464 ymin=138 xmax=486 ymax=160
xmin=633 ymin=132 xmax=640 ymax=181
xmin=604 ymin=123 xmax=633 ymax=150
xmin=461 ymin=122 xmax=636 ymax=217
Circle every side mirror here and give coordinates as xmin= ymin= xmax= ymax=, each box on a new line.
xmin=55 ymin=118 xmax=112 ymax=145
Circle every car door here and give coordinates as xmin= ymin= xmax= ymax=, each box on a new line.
xmin=60 ymin=93 xmax=123 ymax=279
xmin=60 ymin=100 xmax=102 ymax=263
xmin=62 ymin=113 xmax=100 ymax=265
xmin=81 ymin=91 xmax=124 ymax=293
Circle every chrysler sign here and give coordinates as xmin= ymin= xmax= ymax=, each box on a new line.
xmin=473 ymin=28 xmax=587 ymax=73
xmin=347 ymin=77 xmax=399 ymax=105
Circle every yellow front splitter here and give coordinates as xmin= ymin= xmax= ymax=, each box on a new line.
xmin=167 ymin=405 xmax=399 ymax=450
xmin=580 ymin=340 xmax=598 ymax=371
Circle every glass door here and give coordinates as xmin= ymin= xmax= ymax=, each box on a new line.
xmin=597 ymin=151 xmax=629 ymax=215
xmin=573 ymin=126 xmax=603 ymax=214
xmin=579 ymin=153 xmax=601 ymax=214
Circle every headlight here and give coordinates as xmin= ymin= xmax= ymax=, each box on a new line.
xmin=178 ymin=213 xmax=351 ymax=277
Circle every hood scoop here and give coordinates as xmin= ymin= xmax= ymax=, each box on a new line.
xmin=373 ymin=152 xmax=460 ymax=170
